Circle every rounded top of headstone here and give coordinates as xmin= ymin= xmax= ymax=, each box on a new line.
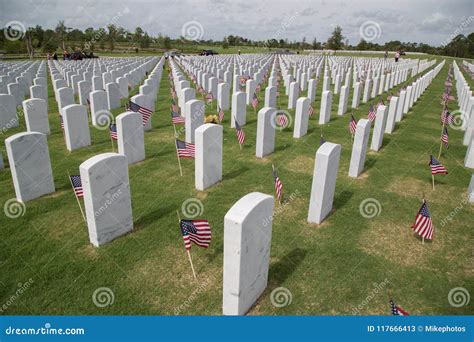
xmin=224 ymin=192 xmax=274 ymax=224
xmin=317 ymin=142 xmax=341 ymax=156
xmin=116 ymin=111 xmax=141 ymax=122
xmin=22 ymin=97 xmax=46 ymax=106
xmin=196 ymin=123 xmax=222 ymax=135
xmin=296 ymin=97 xmax=310 ymax=104
xmin=5 ymin=131 xmax=46 ymax=144
xmin=80 ymin=152 xmax=126 ymax=170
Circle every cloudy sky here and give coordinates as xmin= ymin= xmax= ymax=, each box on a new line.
xmin=1 ymin=0 xmax=473 ymax=46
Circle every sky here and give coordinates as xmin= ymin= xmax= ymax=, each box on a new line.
xmin=0 ymin=0 xmax=473 ymax=46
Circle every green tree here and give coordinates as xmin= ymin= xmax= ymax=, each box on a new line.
xmin=326 ymin=26 xmax=345 ymax=51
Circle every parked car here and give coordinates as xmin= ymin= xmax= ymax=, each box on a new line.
xmin=200 ymin=49 xmax=218 ymax=56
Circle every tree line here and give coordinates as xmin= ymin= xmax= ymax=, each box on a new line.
xmin=1 ymin=22 xmax=473 ymax=58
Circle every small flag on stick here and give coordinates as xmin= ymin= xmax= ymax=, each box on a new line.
xmin=390 ymin=299 xmax=409 ymax=316
xmin=411 ymin=199 xmax=434 ymax=241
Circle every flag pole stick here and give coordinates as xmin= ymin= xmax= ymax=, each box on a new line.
xmin=110 ymin=134 xmax=115 ymax=152
xmin=173 ymin=132 xmax=183 ymax=177
xmin=432 ymin=174 xmax=435 ymax=190
xmin=437 ymin=122 xmax=445 ymax=159
xmin=176 ymin=210 xmax=197 ymax=281
xmin=67 ymin=170 xmax=86 ymax=223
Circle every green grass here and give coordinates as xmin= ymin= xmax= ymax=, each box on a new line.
xmin=0 ymin=55 xmax=472 ymax=316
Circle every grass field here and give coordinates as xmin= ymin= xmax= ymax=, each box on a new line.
xmin=0 ymin=54 xmax=472 ymax=316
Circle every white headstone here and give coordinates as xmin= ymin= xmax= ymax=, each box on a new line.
xmin=384 ymin=96 xmax=399 ymax=134
xmin=468 ymin=174 xmax=474 ymax=203
xmin=337 ymin=85 xmax=349 ymax=115
xmin=288 ymin=82 xmax=299 ymax=109
xmin=80 ymin=153 xmax=133 ymax=247
xmin=264 ymin=86 xmax=276 ymax=108
xmin=246 ymin=79 xmax=256 ymax=106
xmin=395 ymin=90 xmax=406 ymax=122
xmin=90 ymin=90 xmax=109 ymax=127
xmin=185 ymin=99 xmax=205 ymax=143
xmin=319 ymin=90 xmax=332 ymax=125
xmin=348 ymin=119 xmax=371 ymax=178
xmin=106 ymin=82 xmax=121 ymax=110
xmin=256 ymin=107 xmax=276 ymax=158
xmin=223 ymin=192 xmax=274 ymax=315
xmin=218 ymin=82 xmax=230 ymax=111
xmin=307 ymin=79 xmax=317 ymax=102
xmin=131 ymin=94 xmax=154 ymax=131
xmin=5 ymin=132 xmax=55 ymax=202
xmin=195 ymin=123 xmax=223 ymax=190
xmin=57 ymin=87 xmax=74 ymax=114
xmin=116 ymin=112 xmax=145 ymax=164
xmin=62 ymin=104 xmax=91 ymax=151
xmin=22 ymin=98 xmax=50 ymax=135
xmin=465 ymin=136 xmax=474 ymax=168
xmin=352 ymin=82 xmax=361 ymax=108
xmin=0 ymin=94 xmax=18 ymax=130
xmin=307 ymin=142 xmax=341 ymax=224
xmin=370 ymin=105 xmax=388 ymax=151
xmin=231 ymin=91 xmax=246 ymax=128
xmin=293 ymin=97 xmax=310 ymax=138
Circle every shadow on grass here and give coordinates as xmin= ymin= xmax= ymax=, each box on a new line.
xmin=268 ymin=248 xmax=307 ymax=286
xmin=365 ymin=157 xmax=377 ymax=171
xmin=134 ymin=204 xmax=177 ymax=231
xmin=333 ymin=190 xmax=354 ymax=210
xmin=224 ymin=166 xmax=249 ymax=180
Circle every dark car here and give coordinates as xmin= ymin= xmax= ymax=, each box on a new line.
xmin=200 ymin=49 xmax=218 ymax=56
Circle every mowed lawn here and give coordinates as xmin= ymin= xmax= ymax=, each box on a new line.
xmin=0 ymin=55 xmax=472 ymax=315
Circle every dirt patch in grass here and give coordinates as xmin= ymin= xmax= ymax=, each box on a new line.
xmin=359 ymin=220 xmax=442 ymax=268
xmin=285 ymin=155 xmax=314 ymax=175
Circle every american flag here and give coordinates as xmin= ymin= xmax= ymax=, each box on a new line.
xmin=441 ymin=126 xmax=449 ymax=148
xmin=60 ymin=115 xmax=64 ymax=129
xmin=442 ymin=91 xmax=449 ymax=102
xmin=128 ymin=100 xmax=153 ymax=125
xmin=429 ymin=155 xmax=448 ymax=175
xmin=171 ymin=99 xmax=179 ymax=113
xmin=176 ymin=139 xmax=195 ymax=158
xmin=109 ymin=123 xmax=118 ymax=140
xmin=218 ymin=106 xmax=225 ymax=122
xmin=251 ymin=93 xmax=259 ymax=109
xmin=308 ymin=105 xmax=314 ymax=116
xmin=349 ymin=115 xmax=357 ymax=135
xmin=170 ymin=87 xmax=177 ymax=99
xmin=441 ymin=109 xmax=454 ymax=125
xmin=273 ymin=168 xmax=283 ymax=203
xmin=367 ymin=104 xmax=376 ymax=122
xmin=390 ymin=299 xmax=409 ymax=316
xmin=171 ymin=111 xmax=185 ymax=124
xmin=276 ymin=113 xmax=288 ymax=127
xmin=411 ymin=200 xmax=434 ymax=240
xmin=235 ymin=120 xmax=246 ymax=145
xmin=205 ymin=92 xmax=213 ymax=103
xmin=180 ymin=219 xmax=212 ymax=250
xmin=69 ymin=175 xmax=83 ymax=198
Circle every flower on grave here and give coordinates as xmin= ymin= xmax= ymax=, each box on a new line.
xmin=205 ymin=115 xmax=219 ymax=124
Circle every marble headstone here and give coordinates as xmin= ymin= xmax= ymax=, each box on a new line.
xmin=348 ymin=119 xmax=371 ymax=178
xmin=62 ymin=104 xmax=91 ymax=151
xmin=370 ymin=105 xmax=388 ymax=152
xmin=195 ymin=123 xmax=223 ymax=190
xmin=256 ymin=107 xmax=276 ymax=158
xmin=116 ymin=112 xmax=145 ymax=165
xmin=5 ymin=132 xmax=55 ymax=202
xmin=22 ymin=98 xmax=50 ymax=135
xmin=80 ymin=153 xmax=133 ymax=247
xmin=223 ymin=192 xmax=274 ymax=315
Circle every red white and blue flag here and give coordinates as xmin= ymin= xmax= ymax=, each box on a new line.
xmin=69 ymin=175 xmax=83 ymax=198
xmin=171 ymin=111 xmax=185 ymax=124
xmin=176 ymin=139 xmax=195 ymax=158
xmin=390 ymin=299 xmax=409 ymax=316
xmin=109 ymin=123 xmax=118 ymax=140
xmin=411 ymin=200 xmax=434 ymax=240
xmin=235 ymin=120 xmax=246 ymax=145
xmin=180 ymin=219 xmax=211 ymax=250
xmin=128 ymin=100 xmax=153 ymax=125
xmin=429 ymin=155 xmax=448 ymax=175
xmin=367 ymin=104 xmax=376 ymax=122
